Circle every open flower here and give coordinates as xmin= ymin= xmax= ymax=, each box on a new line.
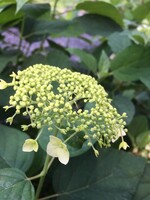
xmin=0 ymin=79 xmax=8 ymax=90
xmin=47 ymin=136 xmax=69 ymax=165
xmin=22 ymin=139 xmax=38 ymax=152
xmin=119 ymin=141 xmax=129 ymax=150
xmin=112 ymin=128 xmax=126 ymax=143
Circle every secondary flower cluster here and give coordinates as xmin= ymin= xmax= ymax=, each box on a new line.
xmin=0 ymin=64 xmax=128 ymax=163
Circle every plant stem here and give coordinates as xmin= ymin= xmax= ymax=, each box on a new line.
xmin=51 ymin=0 xmax=59 ymax=19
xmin=34 ymin=155 xmax=54 ymax=200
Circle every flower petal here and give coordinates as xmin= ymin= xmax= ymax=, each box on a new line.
xmin=112 ymin=128 xmax=126 ymax=143
xmin=46 ymin=136 xmax=70 ymax=165
xmin=57 ymin=147 xmax=69 ymax=165
xmin=0 ymin=79 xmax=8 ymax=90
xmin=46 ymin=142 xmax=58 ymax=157
xmin=22 ymin=139 xmax=38 ymax=152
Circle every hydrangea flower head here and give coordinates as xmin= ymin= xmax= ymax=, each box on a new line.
xmin=1 ymin=64 xmax=128 ymax=156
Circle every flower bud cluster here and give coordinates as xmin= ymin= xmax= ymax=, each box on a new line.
xmin=3 ymin=64 xmax=127 ymax=149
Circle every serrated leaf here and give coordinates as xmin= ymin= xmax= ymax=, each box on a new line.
xmin=0 ymin=125 xmax=34 ymax=172
xmin=0 ymin=168 xmax=34 ymax=200
xmin=76 ymin=1 xmax=123 ymax=27
xmin=67 ymin=48 xmax=97 ymax=73
xmin=52 ymin=148 xmax=147 ymax=200
xmin=111 ymin=45 xmax=150 ymax=81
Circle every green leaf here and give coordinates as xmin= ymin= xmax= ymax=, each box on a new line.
xmin=0 ymin=84 xmax=14 ymax=106
xmin=32 ymin=19 xmax=83 ymax=37
xmin=140 ymin=73 xmax=150 ymax=89
xmin=112 ymin=95 xmax=135 ymax=125
xmin=38 ymin=126 xmax=93 ymax=157
xmin=52 ymin=148 xmax=147 ymax=200
xmin=130 ymin=31 xmax=147 ymax=45
xmin=0 ymin=168 xmax=35 ymax=200
xmin=76 ymin=1 xmax=123 ymax=27
xmin=111 ymin=45 xmax=150 ymax=81
xmin=74 ymin=14 xmax=122 ymax=37
xmin=16 ymin=0 xmax=29 ymax=13
xmin=108 ymin=31 xmax=131 ymax=53
xmin=23 ymin=51 xmax=71 ymax=69
xmin=128 ymin=115 xmax=149 ymax=145
xmin=98 ymin=50 xmax=110 ymax=77
xmin=133 ymin=163 xmax=150 ymax=200
xmin=0 ymin=125 xmax=34 ymax=172
xmin=46 ymin=50 xmax=71 ymax=69
xmin=136 ymin=131 xmax=150 ymax=149
xmin=0 ymin=55 xmax=17 ymax=73
xmin=22 ymin=3 xmax=51 ymax=19
xmin=67 ymin=48 xmax=97 ymax=74
xmin=133 ymin=1 xmax=150 ymax=22
xmin=0 ymin=5 xmax=23 ymax=25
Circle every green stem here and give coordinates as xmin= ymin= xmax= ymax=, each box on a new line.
xmin=34 ymin=155 xmax=53 ymax=200
xmin=64 ymin=131 xmax=78 ymax=143
xmin=51 ymin=0 xmax=59 ymax=19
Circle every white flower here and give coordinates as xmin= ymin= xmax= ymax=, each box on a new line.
xmin=112 ymin=128 xmax=126 ymax=143
xmin=47 ymin=136 xmax=69 ymax=165
xmin=22 ymin=139 xmax=38 ymax=152
xmin=0 ymin=79 xmax=8 ymax=90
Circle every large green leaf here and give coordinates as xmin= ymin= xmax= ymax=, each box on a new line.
xmin=76 ymin=1 xmax=123 ymax=27
xmin=67 ymin=48 xmax=97 ymax=73
xmin=133 ymin=1 xmax=150 ymax=22
xmin=111 ymin=45 xmax=150 ymax=81
xmin=0 ymin=125 xmax=34 ymax=172
xmin=74 ymin=14 xmax=122 ymax=37
xmin=52 ymin=148 xmax=148 ymax=200
xmin=133 ymin=163 xmax=150 ymax=200
xmin=31 ymin=19 xmax=83 ymax=37
xmin=0 ymin=168 xmax=34 ymax=200
xmin=22 ymin=3 xmax=51 ymax=19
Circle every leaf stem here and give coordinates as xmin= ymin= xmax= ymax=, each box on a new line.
xmin=34 ymin=155 xmax=54 ymax=200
